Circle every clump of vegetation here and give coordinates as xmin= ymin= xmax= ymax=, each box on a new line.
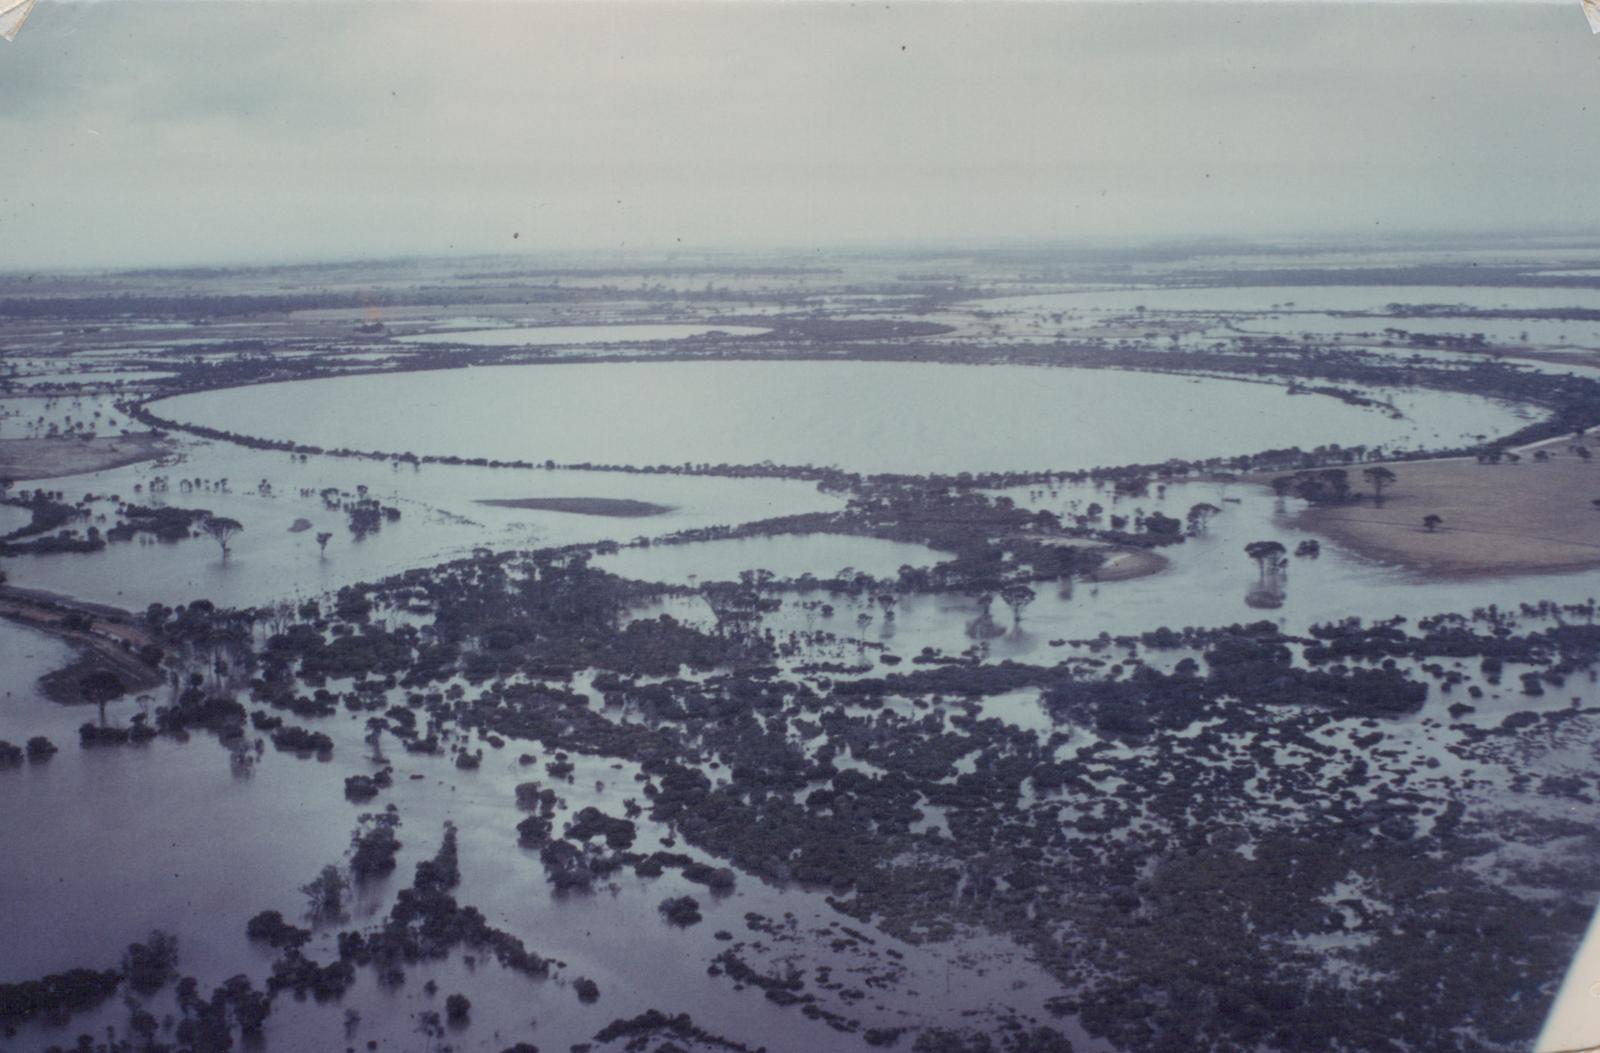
xmin=658 ymin=896 xmax=703 ymax=926
xmin=302 ymin=864 xmax=350 ymax=923
xmin=105 ymin=503 xmax=211 ymax=543
xmin=0 ymin=968 xmax=122 ymax=1025
xmin=122 ymin=930 xmax=179 ymax=995
xmin=245 ymin=910 xmax=311 ymax=950
xmin=271 ymin=724 xmax=333 ymax=755
xmin=344 ymin=766 xmax=393 ymax=802
xmin=351 ymin=809 xmax=403 ymax=877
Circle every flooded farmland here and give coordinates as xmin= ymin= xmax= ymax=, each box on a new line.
xmin=6 ymin=245 xmax=1600 ymax=1053
xmin=6 ymin=5 xmax=1600 ymax=1050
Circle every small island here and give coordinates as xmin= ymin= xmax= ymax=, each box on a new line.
xmin=476 ymin=497 xmax=675 ymax=518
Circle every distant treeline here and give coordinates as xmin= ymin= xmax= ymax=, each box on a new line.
xmin=0 ymin=288 xmax=962 ymax=321
xmin=1180 ymin=265 xmax=1600 ymax=290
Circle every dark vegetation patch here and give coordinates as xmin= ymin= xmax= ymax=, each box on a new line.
xmin=0 ymin=931 xmax=178 ymax=1030
xmin=593 ymin=1008 xmax=761 ymax=1050
xmin=263 ymin=821 xmax=551 ymax=1001
xmin=132 ymin=516 xmax=1600 ymax=1052
xmin=0 ymin=968 xmax=123 ymax=1027
xmin=105 ymin=503 xmax=212 ymax=543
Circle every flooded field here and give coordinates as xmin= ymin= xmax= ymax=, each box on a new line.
xmin=0 ymin=442 xmax=844 ymax=611
xmin=10 ymin=4 xmax=1600 ymax=1047
xmin=5 ymin=246 xmax=1600 ymax=1053
xmin=0 ymin=620 xmax=1079 ymax=1053
xmin=1233 ymin=313 xmax=1600 ymax=350
xmin=151 ymin=359 xmax=1533 ymax=475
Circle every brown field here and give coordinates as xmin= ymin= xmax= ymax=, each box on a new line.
xmin=1291 ymin=441 xmax=1600 ymax=579
xmin=0 ymin=433 xmax=171 ymax=481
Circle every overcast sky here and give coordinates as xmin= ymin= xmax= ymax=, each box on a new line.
xmin=0 ymin=1 xmax=1596 ymax=269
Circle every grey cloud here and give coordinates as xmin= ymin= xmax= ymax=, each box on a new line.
xmin=0 ymin=1 xmax=1596 ymax=268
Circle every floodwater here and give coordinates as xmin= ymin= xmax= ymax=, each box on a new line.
xmin=620 ymin=474 xmax=1600 ymax=670
xmin=0 ymin=394 xmax=130 ymax=438
xmin=7 ymin=275 xmax=1600 ymax=1053
xmin=967 ymin=284 xmax=1600 ymax=315
xmin=0 ymin=437 xmax=845 ymax=611
xmin=1234 ymin=312 xmax=1600 ymax=350
xmin=0 ymin=503 xmax=32 ymax=534
xmin=150 ymin=360 xmax=1533 ymax=476
xmin=593 ymin=532 xmax=945 ymax=585
xmin=394 ymin=323 xmax=771 ymax=347
xmin=8 ymin=371 xmax=179 ymax=387
xmin=0 ymin=619 xmax=1080 ymax=1053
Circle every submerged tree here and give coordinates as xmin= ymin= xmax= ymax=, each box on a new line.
xmin=201 ymin=516 xmax=243 ymax=558
xmin=1363 ymin=466 xmax=1397 ymax=505
xmin=703 ymin=577 xmax=777 ymax=640
xmin=1423 ymin=514 xmax=1444 ymax=532
xmin=316 ymin=531 xmax=333 ymax=557
xmin=123 ymin=930 xmax=179 ymax=995
xmin=1186 ymin=502 xmax=1222 ymax=536
xmin=1000 ymin=584 xmax=1037 ymax=631
xmin=1245 ymin=540 xmax=1288 ymax=586
xmin=301 ymin=864 xmax=350 ymax=923
xmin=1244 ymin=540 xmax=1289 ymax=609
xmin=79 ymin=669 xmax=126 ymax=725
xmin=965 ymin=592 xmax=1006 ymax=640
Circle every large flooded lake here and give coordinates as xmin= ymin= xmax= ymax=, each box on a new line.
xmin=152 ymin=360 xmax=1533 ymax=475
